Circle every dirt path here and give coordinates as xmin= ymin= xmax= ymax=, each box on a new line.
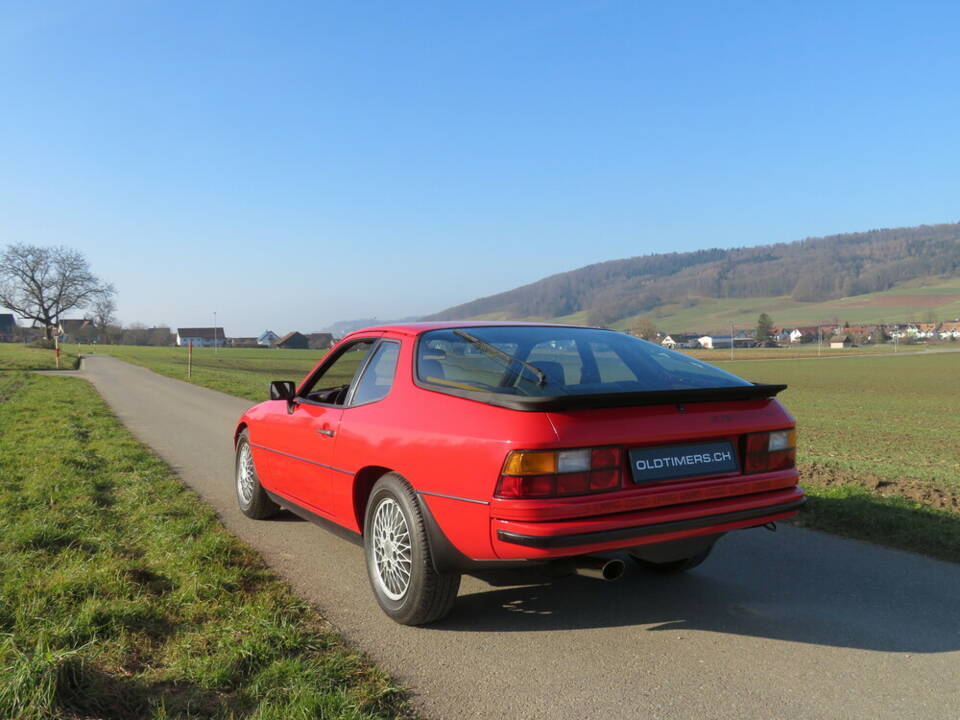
xmin=79 ymin=354 xmax=960 ymax=720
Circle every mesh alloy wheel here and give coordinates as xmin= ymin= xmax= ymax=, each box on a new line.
xmin=371 ymin=497 xmax=413 ymax=600
xmin=234 ymin=430 xmax=279 ymax=520
xmin=236 ymin=441 xmax=256 ymax=506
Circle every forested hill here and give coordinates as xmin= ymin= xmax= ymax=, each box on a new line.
xmin=427 ymin=223 xmax=960 ymax=324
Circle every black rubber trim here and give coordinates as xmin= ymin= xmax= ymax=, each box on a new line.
xmin=414 ymin=492 xmax=549 ymax=574
xmin=496 ymin=498 xmax=806 ymax=549
xmin=263 ymin=489 xmax=363 ymax=547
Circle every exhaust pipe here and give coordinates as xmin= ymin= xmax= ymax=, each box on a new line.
xmin=573 ymin=556 xmax=626 ymax=581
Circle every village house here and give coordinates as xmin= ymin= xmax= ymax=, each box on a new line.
xmin=844 ymin=325 xmax=885 ymax=343
xmin=275 ymin=331 xmax=309 ymax=349
xmin=830 ymin=334 xmax=854 ymax=349
xmin=660 ymin=335 xmax=677 ymax=349
xmin=258 ymin=330 xmax=280 ymax=347
xmin=176 ymin=327 xmax=226 ymax=347
xmin=0 ymin=313 xmax=17 ymax=341
xmin=938 ymin=321 xmax=960 ymax=340
xmin=913 ymin=322 xmax=940 ymax=339
xmin=306 ymin=332 xmax=334 ymax=350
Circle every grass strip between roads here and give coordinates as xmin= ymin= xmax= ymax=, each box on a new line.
xmin=0 ymin=372 xmax=411 ymax=720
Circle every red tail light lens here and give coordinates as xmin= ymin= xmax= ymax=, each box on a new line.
xmin=744 ymin=429 xmax=797 ymax=473
xmin=496 ymin=448 xmax=623 ymax=498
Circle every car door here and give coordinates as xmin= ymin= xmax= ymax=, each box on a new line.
xmin=264 ymin=338 xmax=377 ymax=514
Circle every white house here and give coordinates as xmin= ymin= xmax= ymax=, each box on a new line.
xmin=660 ymin=335 xmax=677 ymax=349
xmin=176 ymin=327 xmax=225 ymax=347
xmin=258 ymin=330 xmax=280 ymax=347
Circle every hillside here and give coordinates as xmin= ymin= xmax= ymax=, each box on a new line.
xmin=426 ymin=223 xmax=960 ymax=329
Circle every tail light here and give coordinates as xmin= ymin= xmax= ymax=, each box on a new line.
xmin=744 ymin=429 xmax=796 ymax=473
xmin=496 ymin=447 xmax=623 ymax=499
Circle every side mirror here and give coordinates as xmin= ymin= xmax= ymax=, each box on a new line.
xmin=269 ymin=380 xmax=296 ymax=401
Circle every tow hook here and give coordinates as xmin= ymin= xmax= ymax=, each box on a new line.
xmin=763 ymin=522 xmax=777 ymax=532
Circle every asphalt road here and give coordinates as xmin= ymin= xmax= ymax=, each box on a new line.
xmin=80 ymin=355 xmax=960 ymax=720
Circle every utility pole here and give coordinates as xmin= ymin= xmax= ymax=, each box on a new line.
xmin=730 ymin=323 xmax=735 ymax=360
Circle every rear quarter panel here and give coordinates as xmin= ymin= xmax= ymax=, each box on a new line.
xmin=332 ymin=339 xmax=557 ymax=558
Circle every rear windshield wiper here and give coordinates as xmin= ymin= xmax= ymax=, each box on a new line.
xmin=453 ymin=330 xmax=546 ymax=386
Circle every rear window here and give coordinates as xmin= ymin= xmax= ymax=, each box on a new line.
xmin=416 ymin=326 xmax=749 ymax=397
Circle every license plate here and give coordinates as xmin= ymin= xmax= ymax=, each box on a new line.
xmin=628 ymin=441 xmax=738 ymax=484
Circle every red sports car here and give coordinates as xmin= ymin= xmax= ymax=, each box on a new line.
xmin=234 ymin=322 xmax=803 ymax=625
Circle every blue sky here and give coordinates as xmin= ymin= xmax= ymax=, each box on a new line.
xmin=2 ymin=1 xmax=958 ymax=335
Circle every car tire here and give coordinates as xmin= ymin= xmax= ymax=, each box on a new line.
xmin=628 ymin=546 xmax=713 ymax=573
xmin=235 ymin=429 xmax=280 ymax=519
xmin=364 ymin=473 xmax=461 ymax=625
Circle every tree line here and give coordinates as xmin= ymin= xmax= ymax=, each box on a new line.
xmin=426 ymin=222 xmax=960 ymax=325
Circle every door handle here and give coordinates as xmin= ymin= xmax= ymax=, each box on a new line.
xmin=316 ymin=428 xmax=335 ymax=437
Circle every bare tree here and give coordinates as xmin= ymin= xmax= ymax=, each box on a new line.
xmin=629 ymin=317 xmax=658 ymax=341
xmin=91 ymin=291 xmax=117 ymax=335
xmin=0 ymin=244 xmax=114 ymax=340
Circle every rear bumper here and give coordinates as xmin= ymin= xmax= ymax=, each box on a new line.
xmin=490 ymin=487 xmax=805 ymax=559
xmin=497 ymin=496 xmax=804 ymax=548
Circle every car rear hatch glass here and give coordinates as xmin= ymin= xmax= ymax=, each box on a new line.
xmin=415 ymin=325 xmax=785 ymax=412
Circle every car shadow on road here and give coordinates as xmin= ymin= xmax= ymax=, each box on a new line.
xmin=431 ymin=527 xmax=960 ymax=654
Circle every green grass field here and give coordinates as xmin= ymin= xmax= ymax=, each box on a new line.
xmin=0 ymin=343 xmax=79 ymax=371
xmin=89 ymin=345 xmax=329 ymax=402
xmin=0 ymin=372 xmax=409 ymax=720
xmin=718 ymin=352 xmax=960 ymax=560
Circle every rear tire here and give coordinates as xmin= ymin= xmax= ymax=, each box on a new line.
xmin=364 ymin=473 xmax=460 ymax=625
xmin=629 ymin=546 xmax=712 ymax=573
xmin=235 ymin=430 xmax=280 ymax=519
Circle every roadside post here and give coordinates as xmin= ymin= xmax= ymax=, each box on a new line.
xmin=188 ymin=341 xmax=193 ymax=378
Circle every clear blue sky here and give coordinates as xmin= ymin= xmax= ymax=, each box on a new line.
xmin=2 ymin=1 xmax=958 ymax=335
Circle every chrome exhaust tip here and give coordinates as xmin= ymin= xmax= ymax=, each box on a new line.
xmin=574 ymin=556 xmax=626 ymax=581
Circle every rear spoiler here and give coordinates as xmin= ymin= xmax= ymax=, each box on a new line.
xmin=420 ymin=383 xmax=788 ymax=412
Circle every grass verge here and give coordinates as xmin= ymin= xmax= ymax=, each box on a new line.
xmin=0 ymin=372 xmax=411 ymax=720
xmin=0 ymin=342 xmax=79 ymax=370
xmin=796 ymin=485 xmax=960 ymax=563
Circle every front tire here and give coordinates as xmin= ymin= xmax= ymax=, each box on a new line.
xmin=235 ymin=430 xmax=280 ymax=519
xmin=364 ymin=473 xmax=460 ymax=625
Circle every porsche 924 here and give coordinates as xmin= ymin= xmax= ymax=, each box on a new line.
xmin=233 ymin=322 xmax=803 ymax=624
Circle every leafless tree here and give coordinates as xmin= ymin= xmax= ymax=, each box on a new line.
xmin=0 ymin=244 xmax=114 ymax=340
xmin=91 ymin=291 xmax=117 ymax=333
xmin=629 ymin=317 xmax=658 ymax=341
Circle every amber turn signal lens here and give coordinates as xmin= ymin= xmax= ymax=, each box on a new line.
xmin=503 ymin=451 xmax=557 ymax=476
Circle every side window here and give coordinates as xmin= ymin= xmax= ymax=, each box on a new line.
xmin=350 ymin=341 xmax=400 ymax=406
xmin=301 ymin=340 xmax=374 ymax=405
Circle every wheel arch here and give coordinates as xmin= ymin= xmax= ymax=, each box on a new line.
xmin=234 ymin=422 xmax=248 ymax=447
xmin=352 ymin=465 xmax=394 ymax=532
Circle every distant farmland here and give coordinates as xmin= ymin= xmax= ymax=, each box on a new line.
xmin=592 ymin=277 xmax=960 ymax=333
